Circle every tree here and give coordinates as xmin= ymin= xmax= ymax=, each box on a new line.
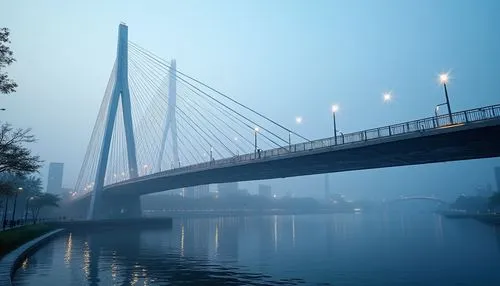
xmin=0 ymin=27 xmax=17 ymax=94
xmin=0 ymin=174 xmax=43 ymax=227
xmin=0 ymin=180 xmax=15 ymax=229
xmin=0 ymin=123 xmax=42 ymax=175
xmin=29 ymin=193 xmax=61 ymax=222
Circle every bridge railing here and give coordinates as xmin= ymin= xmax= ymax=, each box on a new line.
xmin=108 ymin=104 xmax=500 ymax=187
xmin=238 ymin=103 xmax=500 ymax=162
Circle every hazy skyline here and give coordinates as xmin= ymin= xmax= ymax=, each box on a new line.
xmin=2 ymin=0 xmax=500 ymax=200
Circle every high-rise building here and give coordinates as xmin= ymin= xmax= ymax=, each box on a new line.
xmin=258 ymin=184 xmax=272 ymax=198
xmin=495 ymin=167 xmax=500 ymax=192
xmin=47 ymin=162 xmax=64 ymax=194
xmin=218 ymin=182 xmax=239 ymax=197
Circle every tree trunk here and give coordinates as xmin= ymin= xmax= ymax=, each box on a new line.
xmin=30 ymin=207 xmax=36 ymax=224
xmin=2 ymin=197 xmax=9 ymax=230
xmin=35 ymin=207 xmax=41 ymax=222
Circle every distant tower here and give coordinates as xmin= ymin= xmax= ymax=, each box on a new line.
xmin=88 ymin=23 xmax=139 ymax=220
xmin=157 ymin=59 xmax=179 ymax=171
xmin=324 ymin=174 xmax=330 ymax=200
xmin=47 ymin=162 xmax=64 ymax=194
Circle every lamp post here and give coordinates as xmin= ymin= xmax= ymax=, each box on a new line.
xmin=291 ymin=116 xmax=302 ymax=150
xmin=435 ymin=103 xmax=447 ymax=127
xmin=288 ymin=131 xmax=291 ymax=150
xmin=331 ymin=105 xmax=339 ymax=145
xmin=11 ymin=187 xmax=22 ymax=225
xmin=439 ymin=72 xmax=453 ymax=124
xmin=254 ymin=127 xmax=259 ymax=157
xmin=24 ymin=196 xmax=34 ymax=223
xmin=234 ymin=137 xmax=239 ymax=155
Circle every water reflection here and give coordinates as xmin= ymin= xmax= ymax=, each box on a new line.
xmin=64 ymin=232 xmax=72 ymax=266
xmin=13 ymin=214 xmax=500 ymax=286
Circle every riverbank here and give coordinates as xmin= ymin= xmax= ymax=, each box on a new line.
xmin=144 ymin=208 xmax=360 ymax=218
xmin=440 ymin=211 xmax=500 ymax=225
xmin=0 ymin=228 xmax=64 ymax=286
xmin=0 ymin=224 xmax=56 ymax=258
xmin=47 ymin=217 xmax=173 ymax=231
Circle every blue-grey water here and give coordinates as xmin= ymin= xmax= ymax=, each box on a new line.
xmin=12 ymin=213 xmax=500 ymax=285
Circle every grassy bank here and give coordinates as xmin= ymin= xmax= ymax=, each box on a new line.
xmin=0 ymin=224 xmax=55 ymax=257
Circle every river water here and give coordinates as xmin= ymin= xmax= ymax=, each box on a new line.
xmin=12 ymin=213 xmax=500 ymax=285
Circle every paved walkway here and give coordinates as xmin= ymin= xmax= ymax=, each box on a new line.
xmin=0 ymin=228 xmax=64 ymax=286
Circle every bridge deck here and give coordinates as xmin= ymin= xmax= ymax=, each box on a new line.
xmin=101 ymin=115 xmax=500 ymax=196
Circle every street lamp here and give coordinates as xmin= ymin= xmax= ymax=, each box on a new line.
xmin=435 ymin=103 xmax=447 ymax=127
xmin=331 ymin=104 xmax=339 ymax=145
xmin=289 ymin=116 xmax=303 ymax=150
xmin=24 ymin=196 xmax=34 ymax=223
xmin=438 ymin=72 xmax=453 ymax=124
xmin=254 ymin=127 xmax=259 ymax=156
xmin=383 ymin=92 xmax=392 ymax=102
xmin=11 ymin=187 xmax=23 ymax=225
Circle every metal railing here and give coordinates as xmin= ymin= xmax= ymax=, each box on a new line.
xmin=110 ymin=104 xmax=500 ymax=187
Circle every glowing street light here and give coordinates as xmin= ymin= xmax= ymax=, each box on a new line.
xmin=383 ymin=92 xmax=392 ymax=102
xmin=331 ymin=104 xmax=339 ymax=145
xmin=295 ymin=116 xmax=303 ymax=124
xmin=438 ymin=72 xmax=453 ymax=124
xmin=439 ymin=73 xmax=449 ymax=85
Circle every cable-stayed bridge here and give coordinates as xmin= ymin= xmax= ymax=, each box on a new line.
xmin=71 ymin=24 xmax=500 ymax=220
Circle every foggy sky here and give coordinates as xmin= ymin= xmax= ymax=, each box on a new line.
xmin=2 ymin=0 xmax=500 ymax=201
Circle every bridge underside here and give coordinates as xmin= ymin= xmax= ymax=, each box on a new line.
xmin=63 ymin=193 xmax=142 ymax=220
xmin=103 ymin=119 xmax=500 ymax=197
xmin=93 ymin=193 xmax=142 ymax=219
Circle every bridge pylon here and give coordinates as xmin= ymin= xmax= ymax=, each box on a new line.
xmin=87 ymin=24 xmax=139 ymax=220
xmin=157 ymin=59 xmax=179 ymax=171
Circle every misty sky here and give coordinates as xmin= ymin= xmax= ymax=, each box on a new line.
xmin=2 ymin=0 xmax=500 ymax=201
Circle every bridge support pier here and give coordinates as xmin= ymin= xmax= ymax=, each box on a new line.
xmin=94 ymin=193 xmax=142 ymax=220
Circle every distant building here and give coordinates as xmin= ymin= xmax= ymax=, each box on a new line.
xmin=238 ymin=188 xmax=249 ymax=196
xmin=218 ymin=182 xmax=239 ymax=197
xmin=183 ymin=185 xmax=211 ymax=199
xmin=258 ymin=184 xmax=272 ymax=198
xmin=183 ymin=187 xmax=196 ymax=198
xmin=476 ymin=184 xmax=494 ymax=198
xmin=324 ymin=174 xmax=330 ymax=201
xmin=195 ymin=185 xmax=210 ymax=198
xmin=46 ymin=162 xmax=64 ymax=194
xmin=496 ymin=167 xmax=500 ymax=192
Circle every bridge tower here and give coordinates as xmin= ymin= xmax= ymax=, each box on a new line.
xmin=87 ymin=23 xmax=139 ymax=220
xmin=157 ymin=59 xmax=180 ymax=171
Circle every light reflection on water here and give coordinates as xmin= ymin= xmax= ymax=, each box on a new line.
xmin=12 ymin=213 xmax=500 ymax=286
